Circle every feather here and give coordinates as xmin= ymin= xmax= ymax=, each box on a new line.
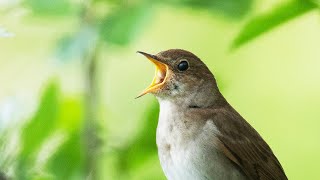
xmin=210 ymin=106 xmax=288 ymax=180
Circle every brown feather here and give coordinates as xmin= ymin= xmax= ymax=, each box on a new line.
xmin=209 ymin=104 xmax=288 ymax=180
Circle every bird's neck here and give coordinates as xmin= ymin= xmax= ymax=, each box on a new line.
xmin=157 ymin=84 xmax=224 ymax=109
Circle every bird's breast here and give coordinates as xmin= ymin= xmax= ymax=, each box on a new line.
xmin=156 ymin=100 xmax=247 ymax=180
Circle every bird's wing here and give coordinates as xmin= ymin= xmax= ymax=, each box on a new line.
xmin=210 ymin=108 xmax=288 ymax=180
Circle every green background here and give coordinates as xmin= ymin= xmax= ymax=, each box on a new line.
xmin=0 ymin=0 xmax=320 ymax=179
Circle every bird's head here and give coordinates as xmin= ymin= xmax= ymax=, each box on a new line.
xmin=137 ymin=49 xmax=220 ymax=106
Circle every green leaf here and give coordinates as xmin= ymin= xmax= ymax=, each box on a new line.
xmin=15 ymin=82 xmax=60 ymax=179
xmin=57 ymin=98 xmax=83 ymax=132
xmin=46 ymin=132 xmax=85 ymax=180
xmin=24 ymin=0 xmax=75 ymax=16
xmin=55 ymin=25 xmax=98 ymax=62
xmin=20 ymin=82 xmax=60 ymax=160
xmin=100 ymin=3 xmax=153 ymax=45
xmin=231 ymin=0 xmax=317 ymax=49
xmin=164 ymin=0 xmax=253 ymax=18
xmin=118 ymin=100 xmax=159 ymax=171
xmin=313 ymin=0 xmax=320 ymax=7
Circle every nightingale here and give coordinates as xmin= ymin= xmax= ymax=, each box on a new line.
xmin=137 ymin=49 xmax=287 ymax=180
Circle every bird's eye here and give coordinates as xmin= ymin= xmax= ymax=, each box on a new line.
xmin=177 ymin=60 xmax=189 ymax=71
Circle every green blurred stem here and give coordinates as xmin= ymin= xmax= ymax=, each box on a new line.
xmin=80 ymin=0 xmax=102 ymax=179
xmin=83 ymin=40 xmax=101 ymax=180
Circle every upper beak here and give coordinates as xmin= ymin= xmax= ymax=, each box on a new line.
xmin=136 ymin=51 xmax=168 ymax=98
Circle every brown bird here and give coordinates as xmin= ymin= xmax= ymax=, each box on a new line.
xmin=137 ymin=49 xmax=287 ymax=180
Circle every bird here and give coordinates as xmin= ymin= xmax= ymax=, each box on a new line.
xmin=137 ymin=49 xmax=288 ymax=180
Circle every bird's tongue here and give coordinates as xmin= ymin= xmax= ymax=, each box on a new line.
xmin=155 ymin=68 xmax=166 ymax=84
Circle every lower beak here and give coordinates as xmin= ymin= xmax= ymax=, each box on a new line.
xmin=137 ymin=51 xmax=168 ymax=98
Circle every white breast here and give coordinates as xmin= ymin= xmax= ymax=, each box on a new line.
xmin=156 ymin=99 xmax=247 ymax=180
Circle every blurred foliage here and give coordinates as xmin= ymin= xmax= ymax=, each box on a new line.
xmin=56 ymin=25 xmax=98 ymax=62
xmin=232 ymin=0 xmax=318 ymax=49
xmin=20 ymin=83 xmax=60 ymax=159
xmin=117 ymin=101 xmax=159 ymax=172
xmin=23 ymin=0 xmax=75 ymax=16
xmin=0 ymin=82 xmax=85 ymax=179
xmin=46 ymin=132 xmax=84 ymax=180
xmin=100 ymin=3 xmax=153 ymax=46
xmin=164 ymin=0 xmax=253 ymax=18
xmin=0 ymin=82 xmax=160 ymax=179
xmin=0 ymin=27 xmax=14 ymax=38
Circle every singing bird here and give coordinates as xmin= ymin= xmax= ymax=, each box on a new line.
xmin=137 ymin=49 xmax=287 ymax=180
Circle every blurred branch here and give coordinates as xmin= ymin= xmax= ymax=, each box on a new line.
xmin=0 ymin=171 xmax=7 ymax=180
xmin=80 ymin=2 xmax=101 ymax=180
xmin=231 ymin=0 xmax=317 ymax=50
xmin=54 ymin=0 xmax=154 ymax=178
xmin=83 ymin=39 xmax=102 ymax=180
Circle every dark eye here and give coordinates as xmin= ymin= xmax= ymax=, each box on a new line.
xmin=177 ymin=60 xmax=189 ymax=71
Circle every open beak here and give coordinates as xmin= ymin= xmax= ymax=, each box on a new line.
xmin=136 ymin=51 xmax=168 ymax=98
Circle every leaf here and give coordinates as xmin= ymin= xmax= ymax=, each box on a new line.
xmin=24 ymin=0 xmax=75 ymax=16
xmin=20 ymin=82 xmax=60 ymax=161
xmin=46 ymin=132 xmax=85 ymax=180
xmin=55 ymin=25 xmax=98 ymax=62
xmin=57 ymin=98 xmax=83 ymax=132
xmin=118 ymin=100 xmax=159 ymax=171
xmin=311 ymin=0 xmax=320 ymax=6
xmin=231 ymin=0 xmax=317 ymax=49
xmin=15 ymin=82 xmax=60 ymax=179
xmin=164 ymin=0 xmax=253 ymax=18
xmin=100 ymin=3 xmax=153 ymax=45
